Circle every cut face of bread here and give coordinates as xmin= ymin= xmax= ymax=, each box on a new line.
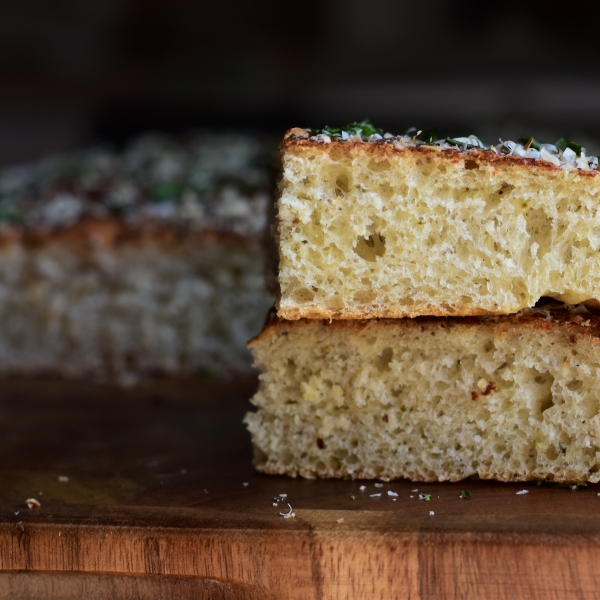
xmin=0 ymin=225 xmax=272 ymax=384
xmin=0 ymin=132 xmax=275 ymax=383
xmin=245 ymin=307 xmax=600 ymax=482
xmin=277 ymin=132 xmax=600 ymax=319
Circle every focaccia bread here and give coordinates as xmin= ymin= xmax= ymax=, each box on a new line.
xmin=245 ymin=304 xmax=600 ymax=483
xmin=0 ymin=132 xmax=274 ymax=383
xmin=276 ymin=126 xmax=600 ymax=319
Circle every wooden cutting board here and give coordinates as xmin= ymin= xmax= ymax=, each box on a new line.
xmin=0 ymin=376 xmax=599 ymax=600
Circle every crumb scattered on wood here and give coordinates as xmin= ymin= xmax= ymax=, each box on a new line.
xmin=25 ymin=498 xmax=41 ymax=509
xmin=280 ymin=503 xmax=296 ymax=519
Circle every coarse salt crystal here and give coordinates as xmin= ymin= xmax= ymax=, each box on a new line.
xmin=429 ymin=511 xmax=435 ymax=516
xmin=58 ymin=476 xmax=69 ymax=483
xmin=370 ymin=493 xmax=382 ymax=497
xmin=516 ymin=490 xmax=529 ymax=495
xmin=359 ymin=485 xmax=366 ymax=491
xmin=387 ymin=490 xmax=398 ymax=497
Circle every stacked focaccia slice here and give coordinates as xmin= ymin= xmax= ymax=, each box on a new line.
xmin=245 ymin=124 xmax=600 ymax=483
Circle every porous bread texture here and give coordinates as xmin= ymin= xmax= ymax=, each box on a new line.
xmin=277 ymin=138 xmax=600 ymax=319
xmin=0 ymin=234 xmax=271 ymax=384
xmin=245 ymin=309 xmax=600 ymax=482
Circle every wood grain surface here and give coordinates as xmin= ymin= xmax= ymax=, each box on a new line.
xmin=0 ymin=376 xmax=600 ymax=599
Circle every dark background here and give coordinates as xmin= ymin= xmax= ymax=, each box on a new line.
xmin=2 ymin=0 xmax=600 ymax=165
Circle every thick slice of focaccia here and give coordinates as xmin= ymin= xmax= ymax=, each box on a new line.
xmin=276 ymin=127 xmax=600 ymax=319
xmin=245 ymin=304 xmax=600 ymax=482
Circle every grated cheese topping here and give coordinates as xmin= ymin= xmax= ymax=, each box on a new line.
xmin=0 ymin=131 xmax=274 ymax=232
xmin=288 ymin=123 xmax=599 ymax=172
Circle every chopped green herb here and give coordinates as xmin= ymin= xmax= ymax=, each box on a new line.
xmin=459 ymin=490 xmax=471 ymax=499
xmin=0 ymin=200 xmax=23 ymax=224
xmin=446 ymin=138 xmax=479 ymax=149
xmin=519 ymin=136 xmax=584 ymax=155
xmin=152 ymin=181 xmax=187 ymax=202
xmin=421 ymin=129 xmax=440 ymax=143
xmin=313 ymin=119 xmax=383 ymax=138
xmin=496 ymin=363 xmax=508 ymax=371
xmin=554 ymin=137 xmax=583 ymax=155
xmin=445 ymin=138 xmax=462 ymax=147
xmin=419 ymin=493 xmax=432 ymax=501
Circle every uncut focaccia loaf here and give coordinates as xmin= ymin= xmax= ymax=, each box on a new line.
xmin=0 ymin=132 xmax=274 ymax=383
xmin=276 ymin=129 xmax=600 ymax=319
xmin=245 ymin=306 xmax=600 ymax=482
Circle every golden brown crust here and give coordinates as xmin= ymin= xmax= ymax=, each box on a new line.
xmin=276 ymin=303 xmax=513 ymax=321
xmin=0 ymin=217 xmax=259 ymax=250
xmin=253 ymin=460 xmax=591 ymax=483
xmin=281 ymin=134 xmax=600 ymax=178
xmin=249 ymin=305 xmax=600 ymax=347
